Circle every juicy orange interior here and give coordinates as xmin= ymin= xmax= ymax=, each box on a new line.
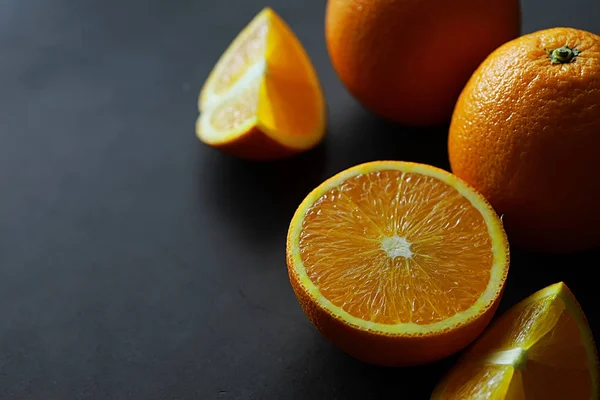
xmin=439 ymin=290 xmax=596 ymax=399
xmin=258 ymin=71 xmax=322 ymax=137
xmin=256 ymin=14 xmax=323 ymax=138
xmin=439 ymin=364 xmax=514 ymax=400
xmin=204 ymin=10 xmax=323 ymax=139
xmin=299 ymin=170 xmax=494 ymax=325
xmin=211 ymin=18 xmax=267 ymax=95
xmin=210 ymin=80 xmax=260 ymax=131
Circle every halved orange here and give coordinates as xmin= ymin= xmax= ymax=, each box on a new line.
xmin=196 ymin=8 xmax=326 ymax=160
xmin=432 ymin=282 xmax=599 ymax=400
xmin=286 ymin=161 xmax=510 ymax=366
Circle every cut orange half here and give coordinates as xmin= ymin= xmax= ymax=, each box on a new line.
xmin=286 ymin=161 xmax=510 ymax=366
xmin=432 ymin=282 xmax=599 ymax=400
xmin=196 ymin=8 xmax=326 ymax=160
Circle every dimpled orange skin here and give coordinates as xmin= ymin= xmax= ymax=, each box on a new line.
xmin=449 ymin=28 xmax=600 ymax=253
xmin=325 ymin=0 xmax=520 ymax=126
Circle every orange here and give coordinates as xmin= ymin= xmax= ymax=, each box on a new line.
xmin=286 ymin=161 xmax=509 ymax=366
xmin=449 ymin=27 xmax=600 ymax=252
xmin=432 ymin=282 xmax=599 ymax=399
xmin=325 ymin=0 xmax=520 ymax=126
xmin=196 ymin=8 xmax=326 ymax=160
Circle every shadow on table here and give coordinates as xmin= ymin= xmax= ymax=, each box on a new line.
xmin=261 ymin=338 xmax=460 ymax=399
xmin=325 ymin=351 xmax=458 ymax=399
xmin=200 ymin=106 xmax=452 ymax=248
xmin=326 ymin=106 xmax=451 ymax=172
xmin=199 ymin=139 xmax=330 ymax=248
xmin=498 ymin=246 xmax=599 ymax=320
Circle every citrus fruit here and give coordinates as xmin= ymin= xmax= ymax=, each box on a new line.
xmin=325 ymin=0 xmax=520 ymax=126
xmin=449 ymin=27 xmax=600 ymax=252
xmin=286 ymin=161 xmax=509 ymax=366
xmin=196 ymin=8 xmax=326 ymax=160
xmin=432 ymin=282 xmax=599 ymax=399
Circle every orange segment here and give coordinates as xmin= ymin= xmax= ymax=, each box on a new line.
xmin=208 ymin=78 xmax=260 ymax=133
xmin=209 ymin=21 xmax=266 ymax=97
xmin=197 ymin=8 xmax=326 ymax=160
xmin=437 ymin=363 xmax=516 ymax=400
xmin=432 ymin=282 xmax=599 ymax=399
xmin=286 ymin=161 xmax=510 ymax=366
xmin=199 ymin=10 xmax=268 ymax=110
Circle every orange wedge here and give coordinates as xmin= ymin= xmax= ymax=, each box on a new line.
xmin=286 ymin=161 xmax=510 ymax=366
xmin=432 ymin=282 xmax=599 ymax=400
xmin=196 ymin=8 xmax=326 ymax=160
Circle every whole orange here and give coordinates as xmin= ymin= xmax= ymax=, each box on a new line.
xmin=449 ymin=27 xmax=600 ymax=253
xmin=325 ymin=0 xmax=520 ymax=126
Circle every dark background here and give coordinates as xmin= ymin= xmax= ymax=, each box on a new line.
xmin=1 ymin=0 xmax=598 ymax=398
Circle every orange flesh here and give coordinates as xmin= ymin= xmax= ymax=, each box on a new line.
xmin=256 ymin=13 xmax=323 ymax=138
xmin=299 ymin=170 xmax=494 ymax=325
xmin=210 ymin=80 xmax=260 ymax=131
xmin=211 ymin=21 xmax=267 ymax=95
xmin=203 ymin=10 xmax=323 ymax=140
xmin=438 ymin=290 xmax=596 ymax=399
xmin=258 ymin=73 xmax=322 ymax=138
xmin=439 ymin=364 xmax=514 ymax=400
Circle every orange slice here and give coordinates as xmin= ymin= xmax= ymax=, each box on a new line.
xmin=196 ymin=8 xmax=326 ymax=160
xmin=432 ymin=282 xmax=599 ymax=400
xmin=286 ymin=161 xmax=510 ymax=366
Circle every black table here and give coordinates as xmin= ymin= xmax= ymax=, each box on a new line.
xmin=1 ymin=0 xmax=598 ymax=398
